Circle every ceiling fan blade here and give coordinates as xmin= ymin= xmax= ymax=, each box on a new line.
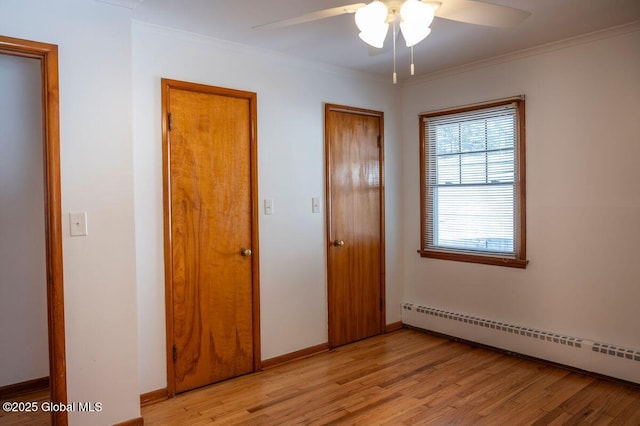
xmin=253 ymin=3 xmax=366 ymax=30
xmin=433 ymin=0 xmax=530 ymax=28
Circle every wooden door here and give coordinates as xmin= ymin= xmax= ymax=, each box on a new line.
xmin=163 ymin=80 xmax=260 ymax=395
xmin=325 ymin=104 xmax=385 ymax=348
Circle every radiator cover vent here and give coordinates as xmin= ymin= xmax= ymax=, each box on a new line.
xmin=402 ymin=303 xmax=640 ymax=362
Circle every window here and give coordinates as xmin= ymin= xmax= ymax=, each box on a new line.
xmin=419 ymin=97 xmax=527 ymax=268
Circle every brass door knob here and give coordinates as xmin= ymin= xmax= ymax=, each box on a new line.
xmin=240 ymin=248 xmax=252 ymax=257
xmin=333 ymin=240 xmax=345 ymax=247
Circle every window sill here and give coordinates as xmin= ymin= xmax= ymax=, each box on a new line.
xmin=417 ymin=249 xmax=529 ymax=269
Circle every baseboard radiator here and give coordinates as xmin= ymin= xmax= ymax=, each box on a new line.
xmin=402 ymin=302 xmax=640 ymax=384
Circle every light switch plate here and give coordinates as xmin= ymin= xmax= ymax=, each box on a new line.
xmin=264 ymin=199 xmax=274 ymax=215
xmin=69 ymin=211 xmax=88 ymax=237
xmin=312 ymin=197 xmax=320 ymax=213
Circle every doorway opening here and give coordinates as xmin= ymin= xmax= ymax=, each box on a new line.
xmin=0 ymin=36 xmax=67 ymax=426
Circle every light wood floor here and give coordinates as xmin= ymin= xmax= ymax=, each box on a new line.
xmin=143 ymin=329 xmax=640 ymax=425
xmin=0 ymin=389 xmax=51 ymax=426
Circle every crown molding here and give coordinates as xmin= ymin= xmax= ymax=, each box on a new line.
xmin=131 ymin=20 xmax=392 ymax=85
xmin=405 ymin=20 xmax=640 ymax=87
xmin=95 ymin=0 xmax=144 ymax=10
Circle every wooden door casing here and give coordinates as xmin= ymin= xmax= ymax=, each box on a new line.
xmin=162 ymin=79 xmax=260 ymax=396
xmin=0 ymin=36 xmax=67 ymax=426
xmin=325 ymin=104 xmax=385 ymax=348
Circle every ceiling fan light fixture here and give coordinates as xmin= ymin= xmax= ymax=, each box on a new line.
xmin=256 ymin=0 xmax=530 ymax=82
xmin=400 ymin=0 xmax=436 ymax=26
xmin=355 ymin=1 xmax=388 ymax=33
xmin=358 ymin=24 xmax=389 ymax=48
xmin=399 ymin=0 xmax=435 ymax=46
xmin=400 ymin=22 xmax=431 ymax=47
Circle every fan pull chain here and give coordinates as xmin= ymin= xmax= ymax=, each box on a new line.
xmin=410 ymin=46 xmax=415 ymax=75
xmin=392 ymin=19 xmax=397 ymax=84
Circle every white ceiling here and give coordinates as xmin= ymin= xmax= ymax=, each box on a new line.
xmin=130 ymin=0 xmax=640 ymax=81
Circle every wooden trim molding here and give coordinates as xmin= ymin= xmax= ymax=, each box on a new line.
xmin=0 ymin=35 xmax=67 ymax=426
xmin=261 ymin=343 xmax=330 ymax=370
xmin=140 ymin=388 xmax=168 ymax=407
xmin=384 ymin=322 xmax=404 ymax=333
xmin=161 ymin=78 xmax=174 ymax=397
xmin=417 ymin=249 xmax=529 ymax=269
xmin=0 ymin=377 xmax=49 ymax=400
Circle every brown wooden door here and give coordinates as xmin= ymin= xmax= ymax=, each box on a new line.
xmin=163 ymin=80 xmax=260 ymax=394
xmin=325 ymin=104 xmax=385 ymax=348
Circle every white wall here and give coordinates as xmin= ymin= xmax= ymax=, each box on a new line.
xmin=132 ymin=22 xmax=403 ymax=393
xmin=401 ymin=25 xmax=640 ymax=382
xmin=0 ymin=0 xmax=140 ymax=424
xmin=0 ymin=54 xmax=49 ymax=387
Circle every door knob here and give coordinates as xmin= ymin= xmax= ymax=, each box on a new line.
xmin=240 ymin=248 xmax=252 ymax=257
xmin=333 ymin=240 xmax=345 ymax=247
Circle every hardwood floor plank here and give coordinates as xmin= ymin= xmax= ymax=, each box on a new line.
xmin=142 ymin=329 xmax=640 ymax=425
xmin=616 ymin=398 xmax=640 ymax=424
xmin=0 ymin=389 xmax=50 ymax=426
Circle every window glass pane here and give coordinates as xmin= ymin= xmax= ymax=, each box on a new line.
xmin=437 ymin=154 xmax=460 ymax=185
xmin=435 ymin=124 xmax=460 ymax=155
xmin=460 ymin=119 xmax=486 ymax=152
xmin=460 ymin=152 xmax=486 ymax=184
xmin=434 ymin=185 xmax=514 ymax=253
xmin=486 ymin=116 xmax=514 ymax=150
xmin=487 ymin=150 xmax=514 ymax=183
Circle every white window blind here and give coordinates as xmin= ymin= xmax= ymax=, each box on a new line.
xmin=423 ymin=102 xmax=522 ymax=259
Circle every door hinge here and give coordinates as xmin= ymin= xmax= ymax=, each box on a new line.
xmin=172 ymin=344 xmax=177 ymax=362
xmin=48 ymin=276 xmax=53 ymax=285
xmin=168 ymin=113 xmax=173 ymax=131
xmin=380 ymin=298 xmax=384 ymax=311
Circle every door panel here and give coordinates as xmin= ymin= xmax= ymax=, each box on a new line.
xmin=164 ymin=81 xmax=258 ymax=394
xmin=326 ymin=104 xmax=385 ymax=348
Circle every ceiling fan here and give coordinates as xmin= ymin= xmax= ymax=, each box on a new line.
xmin=254 ymin=0 xmax=531 ymax=82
